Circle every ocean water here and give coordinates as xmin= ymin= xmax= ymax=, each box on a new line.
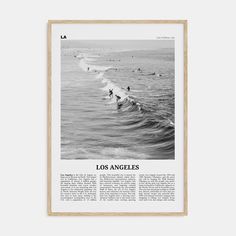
xmin=61 ymin=41 xmax=175 ymax=159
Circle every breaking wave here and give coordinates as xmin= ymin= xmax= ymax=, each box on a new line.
xmin=76 ymin=54 xmax=175 ymax=157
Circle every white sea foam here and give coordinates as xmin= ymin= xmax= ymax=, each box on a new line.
xmin=100 ymin=147 xmax=148 ymax=159
xmin=78 ymin=56 xmax=127 ymax=103
xmin=168 ymin=119 xmax=175 ymax=126
xmin=79 ymin=57 xmax=111 ymax=72
xmin=79 ymin=58 xmax=89 ymax=71
xmin=78 ymin=55 xmax=133 ymax=105
xmin=95 ymin=72 xmax=104 ymax=79
xmin=101 ymin=77 xmax=128 ymax=103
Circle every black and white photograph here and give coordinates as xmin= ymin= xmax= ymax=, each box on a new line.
xmin=61 ymin=40 xmax=175 ymax=160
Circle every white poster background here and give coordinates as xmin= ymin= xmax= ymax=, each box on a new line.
xmin=51 ymin=23 xmax=184 ymax=213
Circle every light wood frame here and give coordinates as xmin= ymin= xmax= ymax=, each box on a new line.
xmin=47 ymin=20 xmax=188 ymax=216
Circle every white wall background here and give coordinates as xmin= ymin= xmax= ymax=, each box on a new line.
xmin=0 ymin=0 xmax=236 ymax=235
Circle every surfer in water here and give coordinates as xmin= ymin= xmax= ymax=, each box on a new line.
xmin=115 ymin=95 xmax=121 ymax=102
xmin=127 ymin=86 xmax=130 ymax=92
xmin=87 ymin=67 xmax=90 ymax=71
xmin=149 ymin=72 xmax=156 ymax=75
xmin=115 ymin=95 xmax=122 ymax=109
xmin=109 ymin=89 xmax=113 ymax=98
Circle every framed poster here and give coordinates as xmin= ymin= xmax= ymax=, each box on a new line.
xmin=48 ymin=20 xmax=187 ymax=216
